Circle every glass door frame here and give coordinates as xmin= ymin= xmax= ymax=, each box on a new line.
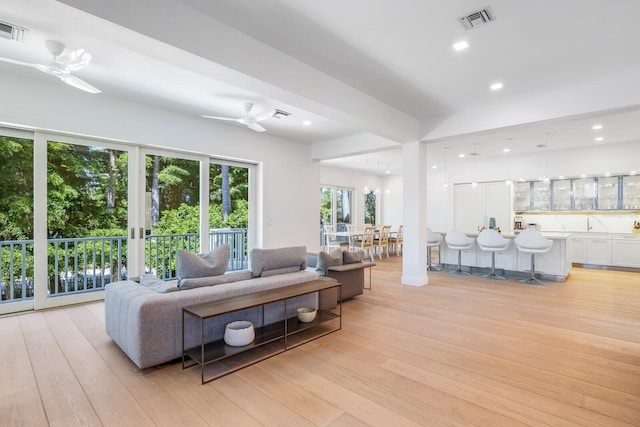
xmin=137 ymin=147 xmax=210 ymax=280
xmin=0 ymin=127 xmax=35 ymax=314
xmin=33 ymin=132 xmax=137 ymax=310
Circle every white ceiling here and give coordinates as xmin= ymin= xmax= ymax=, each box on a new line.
xmin=1 ymin=0 xmax=640 ymax=172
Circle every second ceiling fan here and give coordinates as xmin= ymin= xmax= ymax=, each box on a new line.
xmin=202 ymin=102 xmax=276 ymax=132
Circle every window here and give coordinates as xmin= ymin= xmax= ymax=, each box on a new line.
xmin=320 ymin=186 xmax=353 ymax=238
xmin=364 ymin=191 xmax=377 ymax=225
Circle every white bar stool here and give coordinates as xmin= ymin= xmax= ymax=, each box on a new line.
xmin=444 ymin=229 xmax=474 ymax=275
xmin=426 ymin=228 xmax=442 ymax=271
xmin=514 ymin=228 xmax=553 ymax=285
xmin=476 ymin=229 xmax=510 ymax=280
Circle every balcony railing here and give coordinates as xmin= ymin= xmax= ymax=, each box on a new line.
xmin=0 ymin=228 xmax=247 ymax=304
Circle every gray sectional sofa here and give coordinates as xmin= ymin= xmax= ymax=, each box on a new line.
xmin=105 ymin=246 xmax=329 ymax=369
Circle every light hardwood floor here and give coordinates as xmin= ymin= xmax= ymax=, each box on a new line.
xmin=2 ymin=258 xmax=639 ymax=426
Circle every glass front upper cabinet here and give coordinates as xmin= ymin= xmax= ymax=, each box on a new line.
xmin=513 ymin=181 xmax=530 ymax=211
xmin=574 ymin=177 xmax=595 ymax=211
xmin=597 ymin=176 xmax=619 ymax=210
xmin=623 ymin=175 xmax=640 ymax=209
xmin=552 ymin=179 xmax=572 ymax=211
xmin=532 ymin=181 xmax=550 ymax=211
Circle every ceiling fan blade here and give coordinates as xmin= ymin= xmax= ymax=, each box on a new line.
xmin=202 ymin=115 xmax=241 ymax=122
xmin=246 ymin=122 xmax=266 ymax=132
xmin=58 ymin=75 xmax=102 ymax=94
xmin=0 ymin=56 xmax=36 ymax=67
xmin=252 ymin=107 xmax=276 ymax=122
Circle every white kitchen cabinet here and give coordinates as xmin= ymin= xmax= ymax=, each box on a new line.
xmin=570 ymin=236 xmax=587 ymax=264
xmin=454 ymin=183 xmax=486 ymax=233
xmin=611 ymin=234 xmax=640 ymax=268
xmin=570 ymin=233 xmax=611 ymax=265
xmin=587 ymin=238 xmax=611 ymax=265
xmin=454 ymin=182 xmax=510 ymax=234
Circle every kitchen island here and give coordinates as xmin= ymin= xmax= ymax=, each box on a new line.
xmin=439 ymin=231 xmax=572 ymax=282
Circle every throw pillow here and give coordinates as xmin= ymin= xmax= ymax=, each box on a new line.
xmin=315 ymin=248 xmax=343 ymax=276
xmin=343 ymin=250 xmax=364 ymax=264
xmin=177 ymin=244 xmax=229 ymax=281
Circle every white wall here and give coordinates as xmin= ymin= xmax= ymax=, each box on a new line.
xmin=381 ymin=174 xmax=403 ymax=227
xmin=0 ymin=71 xmax=320 ymax=250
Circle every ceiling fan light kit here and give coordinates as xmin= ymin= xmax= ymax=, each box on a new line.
xmin=0 ymin=39 xmax=101 ymax=93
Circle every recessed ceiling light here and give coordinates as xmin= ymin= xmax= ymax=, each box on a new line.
xmin=453 ymin=40 xmax=469 ymax=51
xmin=592 ymin=124 xmax=603 ymax=130
xmin=458 ymin=153 xmax=465 ymax=158
xmin=631 ymin=171 xmax=637 ymax=175
xmin=558 ymin=176 xmax=565 ymax=179
xmin=581 ymin=174 xmax=587 ymax=178
xmin=595 ymin=137 xmax=604 ymax=142
xmin=302 ymin=120 xmax=312 ymax=126
xmin=490 ymin=82 xmax=503 ymax=91
xmin=604 ymin=172 xmax=611 ymax=177
xmin=503 ymin=147 xmax=511 ymax=153
xmin=432 ymin=165 xmax=438 ymax=169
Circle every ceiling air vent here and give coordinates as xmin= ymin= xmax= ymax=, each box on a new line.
xmin=272 ymin=109 xmax=292 ymax=119
xmin=0 ymin=20 xmax=27 ymax=42
xmin=460 ymin=6 xmax=495 ymax=30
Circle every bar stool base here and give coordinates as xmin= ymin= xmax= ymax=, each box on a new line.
xmin=517 ymin=277 xmax=548 ymax=285
xmin=480 ymin=272 xmax=507 ymax=280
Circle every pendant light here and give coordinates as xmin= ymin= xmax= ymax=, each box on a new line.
xmin=471 ymin=143 xmax=478 ymax=187
xmin=442 ymin=147 xmax=449 ymax=189
xmin=504 ymin=138 xmax=512 ymax=186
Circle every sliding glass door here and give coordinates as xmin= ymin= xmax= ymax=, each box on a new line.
xmin=36 ymin=134 xmax=131 ymax=309
xmin=0 ymin=128 xmax=34 ymax=314
xmin=143 ymin=151 xmax=201 ymax=279
xmin=1 ymin=128 xmax=256 ymax=313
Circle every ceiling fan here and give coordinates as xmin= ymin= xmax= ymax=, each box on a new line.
xmin=202 ymin=102 xmax=275 ymax=132
xmin=0 ymin=40 xmax=101 ymax=94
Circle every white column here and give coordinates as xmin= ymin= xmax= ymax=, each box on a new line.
xmin=401 ymin=141 xmax=428 ymax=286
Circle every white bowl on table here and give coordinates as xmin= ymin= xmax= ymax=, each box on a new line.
xmin=224 ymin=320 xmax=255 ymax=346
xmin=296 ymin=307 xmax=317 ymax=323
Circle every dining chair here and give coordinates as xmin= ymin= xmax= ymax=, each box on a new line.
xmin=352 ymin=226 xmax=375 ymax=258
xmin=345 ymin=224 xmax=358 ymax=250
xmin=389 ymin=225 xmax=403 ymax=255
xmin=322 ymin=223 xmax=344 ymax=251
xmin=372 ymin=225 xmax=392 ymax=259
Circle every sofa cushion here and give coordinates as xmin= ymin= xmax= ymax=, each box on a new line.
xmin=177 ymin=244 xmax=229 ymax=282
xmin=260 ymin=266 xmax=302 ymax=277
xmin=250 ymin=246 xmax=307 ymax=277
xmin=343 ymin=250 xmax=364 ymax=264
xmin=139 ymin=274 xmax=179 ymax=293
xmin=316 ymin=249 xmax=343 ymax=275
xmin=177 ymin=270 xmax=253 ymax=290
